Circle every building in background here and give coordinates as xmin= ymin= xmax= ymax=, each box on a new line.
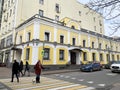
xmin=0 ymin=0 xmax=120 ymax=68
xmin=0 ymin=0 xmax=4 ymax=28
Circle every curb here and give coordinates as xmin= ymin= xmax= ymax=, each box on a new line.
xmin=42 ymin=69 xmax=80 ymax=75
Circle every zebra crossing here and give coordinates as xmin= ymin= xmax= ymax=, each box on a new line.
xmin=0 ymin=76 xmax=95 ymax=90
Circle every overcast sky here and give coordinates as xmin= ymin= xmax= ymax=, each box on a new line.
xmin=77 ymin=0 xmax=120 ymax=37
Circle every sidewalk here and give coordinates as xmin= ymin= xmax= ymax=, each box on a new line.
xmin=0 ymin=67 xmax=79 ymax=79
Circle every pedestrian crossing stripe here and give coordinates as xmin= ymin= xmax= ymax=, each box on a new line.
xmin=0 ymin=76 xmax=95 ymax=90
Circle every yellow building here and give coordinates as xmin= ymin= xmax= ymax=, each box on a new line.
xmin=0 ymin=0 xmax=120 ymax=67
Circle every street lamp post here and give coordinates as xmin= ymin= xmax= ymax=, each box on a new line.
xmin=42 ymin=41 xmax=45 ymax=64
xmin=107 ymin=47 xmax=111 ymax=63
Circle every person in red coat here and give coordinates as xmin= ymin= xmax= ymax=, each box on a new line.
xmin=34 ymin=60 xmax=44 ymax=83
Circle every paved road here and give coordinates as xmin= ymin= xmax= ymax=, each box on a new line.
xmin=45 ymin=69 xmax=120 ymax=90
xmin=0 ymin=67 xmax=120 ymax=90
xmin=0 ymin=76 xmax=95 ymax=90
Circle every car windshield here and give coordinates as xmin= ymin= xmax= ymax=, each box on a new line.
xmin=114 ymin=61 xmax=120 ymax=64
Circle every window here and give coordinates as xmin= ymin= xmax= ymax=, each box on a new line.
xmin=83 ymin=52 xmax=87 ymax=61
xmin=9 ymin=9 xmax=12 ymax=17
xmin=20 ymin=36 xmax=22 ymax=43
xmin=94 ymin=26 xmax=96 ymax=31
xmin=105 ymin=45 xmax=107 ymax=49
xmin=92 ymin=53 xmax=96 ymax=61
xmin=100 ymin=28 xmax=102 ymax=33
xmin=39 ymin=0 xmax=44 ymax=5
xmin=59 ymin=50 xmax=64 ymax=60
xmin=39 ymin=10 xmax=44 ymax=16
xmin=55 ymin=3 xmax=60 ymax=13
xmin=71 ymin=25 xmax=75 ymax=29
xmin=100 ymin=54 xmax=103 ymax=61
xmin=26 ymin=48 xmax=30 ymax=60
xmin=99 ymin=43 xmax=101 ymax=49
xmin=92 ymin=42 xmax=94 ymax=48
xmin=45 ymin=32 xmax=49 ymax=41
xmin=43 ymin=48 xmax=50 ymax=60
xmin=6 ymin=35 xmax=12 ymax=46
xmin=55 ymin=15 xmax=59 ymax=21
xmin=83 ymin=40 xmax=86 ymax=47
xmin=79 ymin=11 xmax=81 ymax=16
xmin=93 ymin=17 xmax=96 ymax=22
xmin=13 ymin=6 xmax=15 ymax=14
xmin=116 ymin=47 xmax=118 ymax=51
xmin=60 ymin=35 xmax=64 ymax=44
xmin=8 ymin=0 xmax=10 ymax=7
xmin=112 ymin=55 xmax=114 ymax=60
xmin=27 ymin=32 xmax=31 ymax=41
xmin=72 ymin=38 xmax=76 ymax=45
xmin=117 ymin=55 xmax=119 ymax=60
xmin=99 ymin=20 xmax=102 ymax=26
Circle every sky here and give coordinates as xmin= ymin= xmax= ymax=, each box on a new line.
xmin=77 ymin=0 xmax=120 ymax=37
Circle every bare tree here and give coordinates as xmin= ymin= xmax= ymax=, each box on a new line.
xmin=88 ymin=0 xmax=120 ymax=36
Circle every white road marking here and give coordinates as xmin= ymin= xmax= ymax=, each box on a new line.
xmin=47 ymin=84 xmax=80 ymax=90
xmin=77 ymin=87 xmax=95 ymax=90
xmin=55 ymin=74 xmax=60 ymax=76
xmin=60 ymin=75 xmax=64 ymax=77
xmin=71 ymin=78 xmax=76 ymax=80
xmin=78 ymin=79 xmax=84 ymax=81
xmin=16 ymin=81 xmax=68 ymax=90
xmin=64 ymin=76 xmax=70 ymax=78
xmin=106 ymin=73 xmax=117 ymax=76
xmin=87 ymin=81 xmax=94 ymax=84
xmin=98 ymin=84 xmax=106 ymax=87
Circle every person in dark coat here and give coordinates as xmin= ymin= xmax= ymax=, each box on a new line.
xmin=24 ymin=61 xmax=30 ymax=76
xmin=19 ymin=60 xmax=24 ymax=76
xmin=11 ymin=60 xmax=19 ymax=82
xmin=34 ymin=60 xmax=44 ymax=83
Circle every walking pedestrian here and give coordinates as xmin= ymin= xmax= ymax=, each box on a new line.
xmin=24 ymin=61 xmax=30 ymax=76
xmin=11 ymin=60 xmax=19 ymax=82
xmin=34 ymin=60 xmax=44 ymax=83
xmin=19 ymin=60 xmax=24 ymax=76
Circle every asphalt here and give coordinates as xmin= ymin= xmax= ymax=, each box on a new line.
xmin=0 ymin=67 xmax=120 ymax=90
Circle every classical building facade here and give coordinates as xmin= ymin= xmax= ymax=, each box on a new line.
xmin=0 ymin=0 xmax=120 ymax=66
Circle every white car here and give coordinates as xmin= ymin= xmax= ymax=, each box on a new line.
xmin=110 ymin=61 xmax=120 ymax=73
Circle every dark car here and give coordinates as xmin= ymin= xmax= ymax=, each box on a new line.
xmin=104 ymin=61 xmax=116 ymax=69
xmin=80 ymin=62 xmax=102 ymax=72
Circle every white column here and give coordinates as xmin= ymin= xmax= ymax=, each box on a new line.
xmin=78 ymin=33 xmax=81 ymax=45
xmin=33 ymin=21 xmax=40 ymax=39
xmin=76 ymin=52 xmax=80 ymax=65
xmin=68 ymin=31 xmax=70 ymax=44
xmin=88 ymin=35 xmax=90 ymax=47
xmin=32 ymin=46 xmax=38 ymax=65
xmin=54 ymin=26 xmax=57 ymax=42
xmin=68 ymin=51 xmax=71 ymax=64
xmin=21 ymin=47 xmax=24 ymax=61
xmin=53 ymin=47 xmax=56 ymax=64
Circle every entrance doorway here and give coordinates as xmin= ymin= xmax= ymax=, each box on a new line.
xmin=70 ymin=52 xmax=76 ymax=64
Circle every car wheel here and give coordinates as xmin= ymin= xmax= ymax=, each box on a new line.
xmin=111 ymin=71 xmax=114 ymax=73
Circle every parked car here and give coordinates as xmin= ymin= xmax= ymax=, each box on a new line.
xmin=104 ymin=61 xmax=117 ymax=69
xmin=110 ymin=61 xmax=120 ymax=73
xmin=80 ymin=62 xmax=102 ymax=72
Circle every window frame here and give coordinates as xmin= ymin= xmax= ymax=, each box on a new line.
xmin=26 ymin=48 xmax=30 ymax=60
xmin=43 ymin=48 xmax=50 ymax=60
xmin=45 ymin=32 xmax=50 ymax=41
xmin=60 ymin=35 xmax=64 ymax=44
xmin=59 ymin=50 xmax=64 ymax=60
